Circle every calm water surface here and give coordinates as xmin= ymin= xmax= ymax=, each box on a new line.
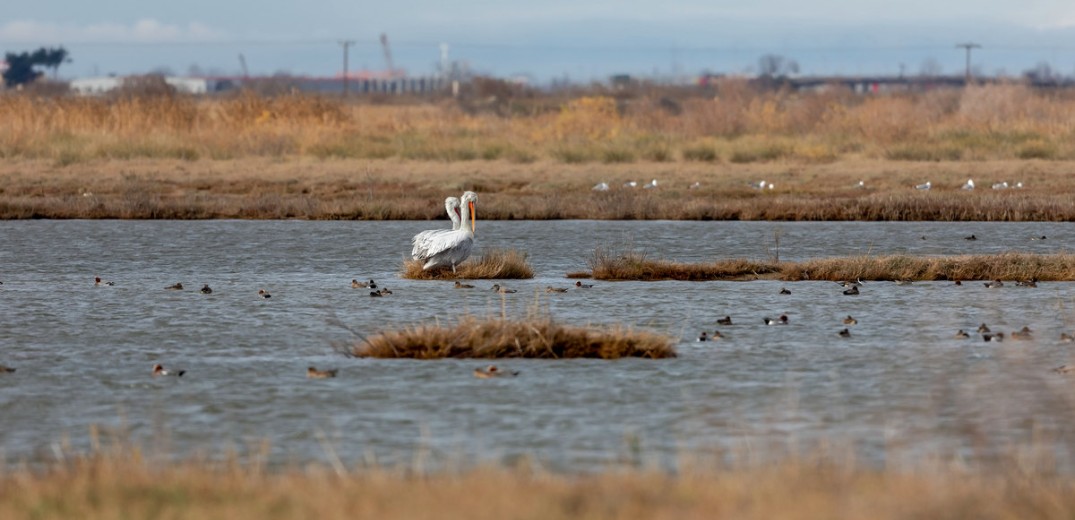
xmin=1 ymin=220 xmax=1073 ymax=471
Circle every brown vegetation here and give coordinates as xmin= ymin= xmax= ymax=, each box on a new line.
xmin=402 ymin=248 xmax=535 ymax=280
xmin=4 ymin=446 xmax=1075 ymax=519
xmin=349 ymin=315 xmax=676 ymax=359
xmin=587 ymin=249 xmax=1075 ymax=282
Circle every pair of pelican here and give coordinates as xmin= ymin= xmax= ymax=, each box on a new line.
xmin=411 ymin=191 xmax=478 ymax=272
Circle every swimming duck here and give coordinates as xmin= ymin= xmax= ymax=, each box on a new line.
xmin=379 ymin=288 xmax=393 ymax=295
xmin=843 ymin=315 xmax=858 ymax=325
xmin=152 ymin=364 xmax=185 ymax=377
xmin=200 ymin=284 xmax=212 ymax=294
xmin=964 ymin=234 xmax=977 ymax=241
xmin=491 ymin=284 xmax=518 ymax=294
xmin=955 ymin=330 xmax=970 ymax=339
xmin=779 ymin=287 xmax=791 ymax=295
xmin=838 ymin=328 xmax=851 ymax=337
xmin=94 ymin=276 xmax=115 ymax=286
xmin=575 ymin=281 xmax=594 ymax=289
xmin=1053 ymin=365 xmax=1074 ymax=374
xmin=837 ymin=280 xmax=863 ymax=288
xmin=351 ymin=279 xmax=377 ymax=289
xmin=843 ymin=286 xmax=859 ymax=295
xmin=455 ymin=281 xmax=475 ymax=289
xmin=370 ymin=290 xmax=383 ymax=297
xmin=1011 ymin=326 xmax=1033 ymax=340
xmin=1031 ymin=236 xmax=1047 ymax=241
xmin=546 ymin=286 xmax=569 ymax=293
xmin=307 ymin=366 xmax=338 ymax=379
xmin=698 ymin=331 xmax=709 ymax=342
xmin=764 ymin=315 xmax=789 ymax=326
xmin=1015 ymin=279 xmax=1038 ymax=288
xmin=953 ymin=280 xmax=963 ymax=286
xmin=1061 ymin=332 xmax=1074 ymax=343
xmin=0 ymin=364 xmax=14 ymax=373
xmin=895 ymin=279 xmax=913 ymax=286
xmin=165 ymin=282 xmax=183 ymax=290
xmin=473 ymin=365 xmax=519 ymax=379
xmin=977 ymin=323 xmax=990 ymax=333
xmin=983 ymin=332 xmax=1005 ymax=342
xmin=983 ymin=280 xmax=1004 ymax=288
xmin=257 ymin=289 xmax=272 ymax=299
xmin=710 ymin=330 xmax=724 ymax=340
xmin=717 ymin=316 xmax=733 ymax=326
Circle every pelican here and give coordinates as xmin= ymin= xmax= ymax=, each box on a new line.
xmin=411 ymin=197 xmax=462 ymax=260
xmin=417 ymin=191 xmax=477 ymax=273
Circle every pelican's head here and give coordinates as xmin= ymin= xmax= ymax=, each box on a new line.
xmin=445 ymin=196 xmax=461 ymax=216
xmin=461 ymin=191 xmax=478 ymax=233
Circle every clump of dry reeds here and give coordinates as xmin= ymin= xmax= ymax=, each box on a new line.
xmin=349 ymin=315 xmax=676 ymax=359
xmin=402 ymin=248 xmax=535 ymax=280
xmin=586 ymin=248 xmax=1075 ymax=282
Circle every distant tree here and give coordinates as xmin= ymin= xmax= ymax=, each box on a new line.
xmin=919 ymin=58 xmax=943 ymax=76
xmin=3 ymin=46 xmax=69 ymax=87
xmin=757 ymin=54 xmax=799 ymax=78
xmin=1024 ymin=61 xmax=1057 ymax=84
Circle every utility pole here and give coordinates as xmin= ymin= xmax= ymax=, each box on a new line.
xmin=339 ymin=40 xmax=355 ymax=96
xmin=956 ymin=42 xmax=981 ymax=85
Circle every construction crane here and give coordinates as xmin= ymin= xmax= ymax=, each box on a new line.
xmin=380 ymin=33 xmax=399 ymax=79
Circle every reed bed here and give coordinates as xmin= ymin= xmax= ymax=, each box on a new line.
xmin=402 ymin=248 xmax=535 ymax=280
xmin=588 ymin=250 xmax=1075 ymax=281
xmin=349 ymin=315 xmax=676 ymax=359
xmin=4 ymin=445 xmax=1075 ymax=519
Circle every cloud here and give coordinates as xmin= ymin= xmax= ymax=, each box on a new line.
xmin=0 ymin=19 xmax=226 ymax=43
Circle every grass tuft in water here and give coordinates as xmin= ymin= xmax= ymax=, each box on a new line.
xmin=402 ymin=248 xmax=535 ymax=280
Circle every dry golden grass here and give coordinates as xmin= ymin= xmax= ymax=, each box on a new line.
xmin=588 ymin=249 xmax=1075 ymax=282
xmin=349 ymin=315 xmax=676 ymax=359
xmin=4 ymin=446 xmax=1075 ymax=520
xmin=402 ymin=248 xmax=535 ymax=280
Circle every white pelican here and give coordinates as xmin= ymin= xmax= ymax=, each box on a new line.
xmin=962 ymin=179 xmax=975 ymax=190
xmin=411 ymin=197 xmax=462 ymax=260
xmin=418 ymin=191 xmax=477 ymax=272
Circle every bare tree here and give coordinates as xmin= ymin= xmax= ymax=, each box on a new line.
xmin=757 ymin=54 xmax=799 ymax=78
xmin=919 ymin=58 xmax=943 ymax=76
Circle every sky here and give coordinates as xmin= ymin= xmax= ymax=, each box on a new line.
xmin=3 ymin=0 xmax=1075 ymax=83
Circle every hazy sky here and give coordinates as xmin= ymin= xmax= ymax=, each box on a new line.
xmin=3 ymin=1 xmax=1075 ymax=82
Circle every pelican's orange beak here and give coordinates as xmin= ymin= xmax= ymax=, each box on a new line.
xmin=469 ymin=201 xmax=476 ymax=233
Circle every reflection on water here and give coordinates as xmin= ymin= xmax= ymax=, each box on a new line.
xmin=0 ymin=220 xmax=1073 ymax=471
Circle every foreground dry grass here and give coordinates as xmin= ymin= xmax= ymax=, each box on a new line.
xmin=3 ymin=450 xmax=1075 ymax=519
xmin=349 ymin=315 xmax=676 ymax=359
xmin=2 ymin=157 xmax=1075 ymax=220
xmin=587 ymin=249 xmax=1075 ymax=281
xmin=402 ymin=248 xmax=535 ymax=280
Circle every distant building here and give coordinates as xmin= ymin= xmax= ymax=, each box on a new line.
xmin=69 ymin=76 xmax=235 ymax=95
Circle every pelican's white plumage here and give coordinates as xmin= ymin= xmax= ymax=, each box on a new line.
xmin=418 ymin=191 xmax=478 ymax=272
xmin=411 ymin=197 xmax=461 ymax=260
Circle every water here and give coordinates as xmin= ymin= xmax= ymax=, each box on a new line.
xmin=1 ymin=220 xmax=1074 ymax=472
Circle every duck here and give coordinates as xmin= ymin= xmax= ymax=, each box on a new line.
xmin=575 ymin=281 xmax=594 ymax=289
xmin=983 ymin=332 xmax=1005 ymax=342
xmin=764 ymin=315 xmax=789 ymax=326
xmin=710 ymin=330 xmax=724 ymax=340
xmin=94 ymin=276 xmax=115 ymax=287
xmin=473 ymin=365 xmax=519 ymax=379
xmin=717 ymin=316 xmax=733 ymax=326
xmin=955 ymin=330 xmax=970 ymax=339
xmin=165 ymin=282 xmax=183 ymax=290
xmin=200 ymin=284 xmax=212 ymax=294
xmin=977 ymin=323 xmax=991 ymax=333
xmin=1054 ymin=365 xmax=1075 ymax=374
xmin=491 ymin=284 xmax=517 ymax=294
xmin=1061 ymin=332 xmax=1074 ymax=343
xmin=983 ymin=280 xmax=1004 ymax=289
xmin=1031 ymin=235 xmax=1047 ymax=241
xmin=895 ymin=279 xmax=913 ymax=286
xmin=953 ymin=280 xmax=963 ymax=286
xmin=843 ymin=286 xmax=859 ymax=295
xmin=779 ymin=287 xmax=791 ymax=295
xmin=152 ymin=364 xmax=185 ymax=377
xmin=380 ymin=288 xmax=393 ymax=295
xmin=843 ymin=315 xmax=858 ymax=325
xmin=546 ymin=286 xmax=569 ymax=293
xmin=964 ymin=234 xmax=977 ymax=241
xmin=1015 ymin=279 xmax=1038 ymax=288
xmin=0 ymin=364 xmax=15 ymax=373
xmin=698 ymin=331 xmax=709 ymax=342
xmin=370 ymin=290 xmax=383 ymax=297
xmin=257 ymin=289 xmax=272 ymax=299
xmin=838 ymin=328 xmax=851 ymax=337
xmin=1011 ymin=326 xmax=1033 ymax=340
xmin=837 ymin=279 xmax=863 ymax=287
xmin=307 ymin=366 xmax=338 ymax=379
xmin=455 ymin=281 xmax=475 ymax=289
xmin=352 ymin=279 xmax=377 ymax=289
